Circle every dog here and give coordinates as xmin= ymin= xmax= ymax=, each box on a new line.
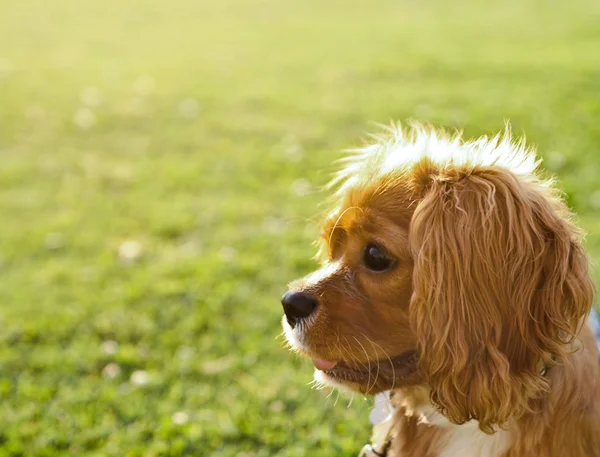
xmin=281 ymin=123 xmax=599 ymax=457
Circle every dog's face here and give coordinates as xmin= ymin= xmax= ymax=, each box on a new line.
xmin=281 ymin=125 xmax=594 ymax=431
xmin=282 ymin=184 xmax=422 ymax=393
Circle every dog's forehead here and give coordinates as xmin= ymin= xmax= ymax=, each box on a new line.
xmin=327 ymin=198 xmax=411 ymax=247
xmin=337 ymin=183 xmax=415 ymax=231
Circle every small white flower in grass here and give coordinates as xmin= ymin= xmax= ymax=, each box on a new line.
xmin=130 ymin=370 xmax=150 ymax=386
xmin=218 ymin=246 xmax=237 ymax=263
xmin=178 ymin=98 xmax=200 ymax=119
xmin=291 ymin=179 xmax=311 ymax=197
xmin=73 ymin=108 xmax=96 ymax=129
xmin=178 ymin=239 xmax=202 ymax=258
xmin=137 ymin=344 xmax=150 ymax=358
xmin=80 ymin=86 xmax=103 ymax=107
xmin=280 ymin=134 xmax=304 ymax=163
xmin=177 ymin=346 xmax=194 ymax=361
xmin=589 ymin=190 xmax=600 ymax=209
xmin=133 ymin=75 xmax=155 ymax=96
xmin=45 ymin=232 xmax=64 ymax=250
xmin=118 ymin=240 xmax=143 ymax=263
xmin=171 ymin=411 xmax=189 ymax=425
xmin=102 ymin=363 xmax=121 ymax=379
xmin=269 ymin=400 xmax=284 ymax=413
xmin=201 ymin=356 xmax=234 ymax=375
xmin=101 ymin=340 xmax=119 ymax=355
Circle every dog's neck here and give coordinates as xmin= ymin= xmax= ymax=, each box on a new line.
xmin=385 ymin=323 xmax=600 ymax=457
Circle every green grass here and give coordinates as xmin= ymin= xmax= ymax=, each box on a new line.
xmin=0 ymin=0 xmax=599 ymax=455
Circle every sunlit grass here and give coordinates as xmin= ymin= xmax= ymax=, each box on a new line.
xmin=0 ymin=0 xmax=599 ymax=455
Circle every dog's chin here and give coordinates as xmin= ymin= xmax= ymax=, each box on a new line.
xmin=312 ymin=350 xmax=420 ymax=394
xmin=282 ymin=317 xmax=420 ymax=393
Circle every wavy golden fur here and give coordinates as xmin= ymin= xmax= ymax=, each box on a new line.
xmin=282 ymin=123 xmax=599 ymax=456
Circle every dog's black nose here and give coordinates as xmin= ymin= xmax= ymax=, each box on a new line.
xmin=281 ymin=291 xmax=318 ymax=328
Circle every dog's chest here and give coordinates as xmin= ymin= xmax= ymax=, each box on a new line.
xmin=394 ymin=406 xmax=512 ymax=457
xmin=436 ymin=422 xmax=511 ymax=457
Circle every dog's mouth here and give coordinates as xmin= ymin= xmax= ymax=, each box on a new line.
xmin=313 ymin=350 xmax=419 ymax=392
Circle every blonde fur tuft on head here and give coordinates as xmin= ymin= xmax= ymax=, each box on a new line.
xmin=329 ymin=122 xmax=543 ymax=199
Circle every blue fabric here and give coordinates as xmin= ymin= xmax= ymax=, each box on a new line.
xmin=589 ymin=307 xmax=600 ymax=355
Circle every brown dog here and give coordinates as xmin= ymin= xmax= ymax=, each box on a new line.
xmin=281 ymin=124 xmax=599 ymax=457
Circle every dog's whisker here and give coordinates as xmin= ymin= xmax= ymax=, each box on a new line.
xmin=363 ymin=334 xmax=397 ymax=403
xmin=336 ymin=333 xmax=353 ymax=366
xmin=309 ymin=378 xmax=326 ymax=391
xmin=328 ymin=206 xmax=363 ymax=247
xmin=334 ymin=388 xmax=341 ymax=406
xmin=351 ymin=335 xmax=375 ymax=395
xmin=326 ymin=387 xmax=336 ymax=401
xmin=362 ymin=335 xmax=382 ymax=395
xmin=342 ymin=335 xmax=369 ymax=372
xmin=347 ymin=392 xmax=355 ymax=409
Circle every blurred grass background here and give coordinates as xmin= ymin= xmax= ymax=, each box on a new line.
xmin=0 ymin=0 xmax=599 ymax=455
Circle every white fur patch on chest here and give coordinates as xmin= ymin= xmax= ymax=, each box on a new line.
xmin=417 ymin=406 xmax=512 ymax=457
xmin=437 ymin=422 xmax=511 ymax=457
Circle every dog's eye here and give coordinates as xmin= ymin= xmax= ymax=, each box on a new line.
xmin=363 ymin=244 xmax=395 ymax=272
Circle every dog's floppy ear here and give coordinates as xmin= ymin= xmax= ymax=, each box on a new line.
xmin=409 ymin=165 xmax=594 ymax=432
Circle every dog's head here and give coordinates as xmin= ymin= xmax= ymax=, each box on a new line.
xmin=282 ymin=124 xmax=594 ymax=431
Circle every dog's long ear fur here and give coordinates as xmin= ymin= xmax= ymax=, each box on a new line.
xmin=409 ymin=165 xmax=595 ymax=432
